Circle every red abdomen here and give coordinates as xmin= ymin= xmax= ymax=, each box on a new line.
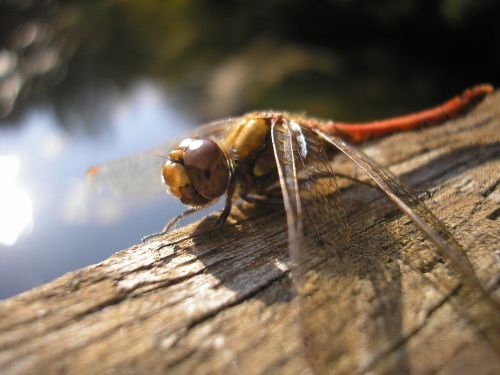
xmin=321 ymin=84 xmax=493 ymax=143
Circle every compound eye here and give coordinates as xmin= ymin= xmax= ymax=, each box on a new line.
xmin=183 ymin=139 xmax=229 ymax=199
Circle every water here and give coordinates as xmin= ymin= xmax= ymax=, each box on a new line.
xmin=0 ymin=82 xmax=198 ymax=298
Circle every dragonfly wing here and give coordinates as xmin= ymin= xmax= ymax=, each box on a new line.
xmin=313 ymin=128 xmax=500 ymax=348
xmin=270 ymin=117 xmax=351 ymax=264
xmin=290 ymin=120 xmax=351 ymax=250
xmin=271 ymin=118 xmax=353 ymax=373
xmin=86 ymin=117 xmax=241 ymax=197
xmin=272 ymin=118 xmax=327 ymax=370
xmin=86 ymin=148 xmax=166 ymax=197
xmin=190 ymin=117 xmax=241 ymax=139
xmin=270 ymin=118 xmax=304 ymax=268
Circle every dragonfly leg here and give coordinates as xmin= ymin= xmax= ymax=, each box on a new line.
xmin=142 ymin=207 xmax=198 ymax=243
xmin=141 ymin=232 xmax=163 ymax=243
xmin=215 ymin=173 xmax=237 ymax=226
xmin=163 ymin=207 xmax=199 ymax=232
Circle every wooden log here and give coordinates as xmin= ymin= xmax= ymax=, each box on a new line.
xmin=1 ymin=91 xmax=499 ymax=375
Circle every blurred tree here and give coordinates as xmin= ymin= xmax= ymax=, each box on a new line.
xmin=1 ymin=0 xmax=499 ymax=129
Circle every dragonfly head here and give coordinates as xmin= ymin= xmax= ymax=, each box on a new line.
xmin=162 ymin=138 xmax=230 ymax=207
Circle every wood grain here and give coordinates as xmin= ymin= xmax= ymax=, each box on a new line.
xmin=1 ymin=92 xmax=499 ymax=375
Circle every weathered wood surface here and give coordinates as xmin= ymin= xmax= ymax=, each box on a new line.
xmin=1 ymin=92 xmax=500 ymax=375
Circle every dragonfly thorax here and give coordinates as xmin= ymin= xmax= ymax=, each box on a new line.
xmin=224 ymin=115 xmax=277 ymax=192
xmin=162 ymin=138 xmax=230 ymax=207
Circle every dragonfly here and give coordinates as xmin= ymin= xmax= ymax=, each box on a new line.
xmin=88 ymin=84 xmax=499 ymax=373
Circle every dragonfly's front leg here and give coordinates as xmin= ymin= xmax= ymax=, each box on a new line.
xmin=214 ymin=172 xmax=237 ymax=226
xmin=163 ymin=208 xmax=199 ymax=232
xmin=144 ymin=171 xmax=237 ymax=243
xmin=142 ymin=207 xmax=199 ymax=243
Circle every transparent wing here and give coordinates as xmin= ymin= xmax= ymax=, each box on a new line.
xmin=86 ymin=117 xmax=241 ymax=197
xmin=270 ymin=118 xmax=303 ymax=268
xmin=290 ymin=121 xmax=351 ymax=250
xmin=313 ymin=128 xmax=500 ymax=351
xmin=271 ymin=119 xmax=352 ymax=374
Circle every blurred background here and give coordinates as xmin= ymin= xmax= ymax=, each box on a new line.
xmin=0 ymin=0 xmax=499 ymax=299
